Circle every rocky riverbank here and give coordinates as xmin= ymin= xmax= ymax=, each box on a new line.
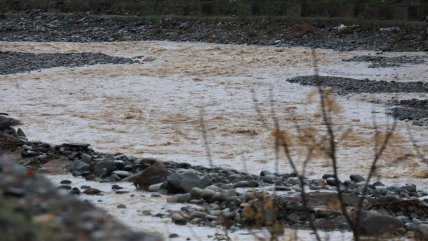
xmin=0 ymin=51 xmax=140 ymax=75
xmin=1 ymin=116 xmax=428 ymax=240
xmin=0 ymin=156 xmax=160 ymax=241
xmin=286 ymin=75 xmax=428 ymax=126
xmin=0 ymin=11 xmax=427 ymax=51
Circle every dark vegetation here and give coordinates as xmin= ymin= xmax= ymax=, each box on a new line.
xmin=0 ymin=0 xmax=427 ymax=21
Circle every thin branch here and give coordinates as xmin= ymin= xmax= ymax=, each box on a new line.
xmin=269 ymin=86 xmax=280 ymax=175
xmin=268 ymin=91 xmax=322 ymax=240
xmin=251 ymin=88 xmax=269 ymax=130
xmin=277 ymin=134 xmax=322 ymax=241
xmin=354 ymin=117 xmax=397 ymax=240
xmin=199 ymin=107 xmax=213 ymax=167
xmin=254 ymin=86 xmax=322 ymax=241
xmin=406 ymin=125 xmax=427 ymax=164
xmin=311 ymin=49 xmax=354 ymax=235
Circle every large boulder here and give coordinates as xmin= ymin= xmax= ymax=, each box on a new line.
xmin=123 ymin=160 xmax=170 ymax=189
xmin=0 ymin=115 xmax=21 ymax=131
xmin=71 ymin=160 xmax=90 ymax=174
xmin=93 ymin=159 xmax=116 ymax=178
xmin=351 ymin=210 xmax=405 ymax=236
xmin=415 ymin=224 xmax=428 ymax=241
xmin=166 ymin=169 xmax=212 ymax=193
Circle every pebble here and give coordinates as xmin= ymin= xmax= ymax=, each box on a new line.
xmin=201 ymin=189 xmax=216 ymax=200
xmin=60 ymin=180 xmax=72 ymax=185
xmin=233 ymin=180 xmax=258 ymax=188
xmin=326 ymin=178 xmax=339 ymax=186
xmin=80 ymin=153 xmax=92 ymax=163
xmin=350 ymin=174 xmax=365 ymax=183
xmin=70 ymin=187 xmax=81 ymax=195
xmin=58 ymin=185 xmax=72 ymax=190
xmin=112 ymin=170 xmax=130 ymax=178
xmin=171 ymin=212 xmax=187 ymax=225
xmin=83 ymin=188 xmax=102 ymax=195
xmin=115 ymin=190 xmax=129 ymax=194
xmin=322 ymin=174 xmax=335 ymax=179
xmin=148 ymin=183 xmax=163 ymax=192
xmin=151 ymin=193 xmax=161 ymax=198
xmin=189 ymin=211 xmax=206 ymax=219
xmin=399 ymin=184 xmax=417 ymax=193
xmin=211 ymin=192 xmax=226 ymax=202
xmin=415 ymin=224 xmax=428 ymax=241
xmin=142 ymin=210 xmax=152 ymax=215
xmin=111 ymin=184 xmax=123 ymax=190
xmin=167 ymin=193 xmax=191 ymax=203
xmin=190 ymin=187 xmax=203 ymax=199
xmin=116 ymin=204 xmax=127 ymax=209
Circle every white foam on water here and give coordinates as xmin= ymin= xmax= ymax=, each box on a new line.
xmin=1 ymin=40 xmax=427 ymax=239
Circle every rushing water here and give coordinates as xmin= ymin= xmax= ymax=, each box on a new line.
xmin=1 ymin=40 xmax=427 ymax=240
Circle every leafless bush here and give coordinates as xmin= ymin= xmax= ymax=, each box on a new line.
xmin=244 ymin=49 xmax=400 ymax=241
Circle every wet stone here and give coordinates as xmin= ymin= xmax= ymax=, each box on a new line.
xmin=58 ymin=185 xmax=72 ymax=190
xmin=80 ymin=153 xmax=92 ymax=163
xmin=70 ymin=187 xmax=81 ymax=195
xmin=111 ymin=184 xmax=123 ymax=190
xmin=285 ymin=177 xmax=300 ymax=185
xmin=123 ymin=164 xmax=134 ymax=171
xmin=190 ymin=187 xmax=203 ymax=199
xmin=171 ymin=212 xmax=187 ymax=225
xmin=148 ymin=183 xmax=163 ymax=192
xmin=326 ymin=178 xmax=339 ymax=186
xmin=350 ymin=174 xmax=365 ymax=183
xmin=260 ymin=170 xmax=273 ymax=176
xmin=322 ymin=174 xmax=335 ymax=179
xmin=4 ymin=187 xmax=25 ymax=197
xmin=354 ymin=210 xmax=405 ymax=236
xmin=113 ymin=170 xmax=130 ymax=178
xmin=62 ymin=143 xmax=90 ymax=150
xmin=399 ymin=184 xmax=417 ymax=193
xmin=167 ymin=193 xmax=191 ymax=203
xmin=233 ymin=180 xmax=258 ymax=188
xmin=83 ymin=173 xmax=96 ymax=181
xmin=261 ymin=175 xmax=275 ymax=183
xmin=151 ymin=193 xmax=161 ymax=198
xmin=108 ymin=174 xmax=121 ymax=181
xmin=83 ymin=188 xmax=102 ymax=195
xmin=117 ymin=204 xmax=127 ymax=209
xmin=71 ymin=160 xmax=90 ymax=174
xmin=415 ymin=224 xmax=428 ymax=241
xmin=275 ymin=186 xmax=291 ymax=191
xmin=115 ymin=190 xmax=130 ymax=194
xmin=373 ymin=181 xmax=385 ymax=186
xmin=201 ymin=189 xmax=215 ymax=200
xmin=211 ymin=192 xmax=226 ymax=202
xmin=60 ymin=180 xmax=72 ymax=185
xmin=169 ymin=233 xmax=179 ymax=238
xmin=93 ymin=159 xmax=116 ymax=178
xmin=167 ymin=171 xmax=212 ymax=193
